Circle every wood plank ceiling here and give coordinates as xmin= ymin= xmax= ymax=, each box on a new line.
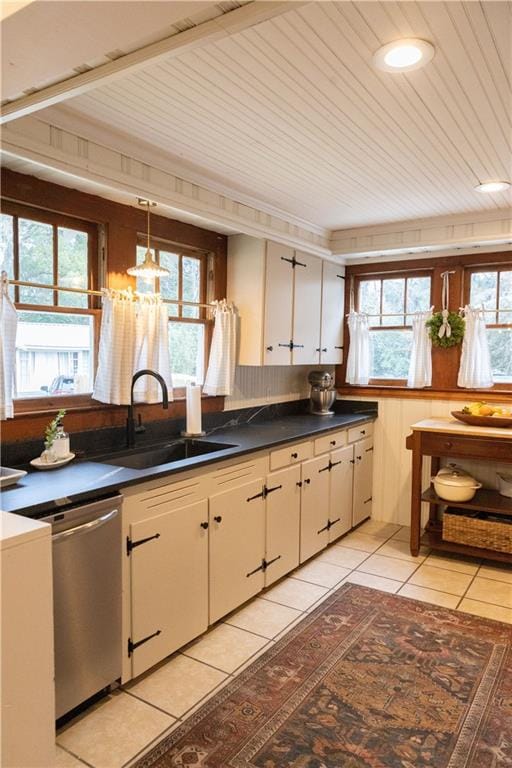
xmin=20 ymin=2 xmax=512 ymax=229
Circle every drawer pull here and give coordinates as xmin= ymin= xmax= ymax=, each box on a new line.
xmin=200 ymin=521 xmax=209 ymax=530
xmin=304 ymin=478 xmax=311 ymax=485
xmin=330 ymin=440 xmax=337 ymax=446
xmin=214 ymin=515 xmax=223 ymax=523
xmin=291 ymin=452 xmax=299 ymax=459
xmin=266 ymin=345 xmax=273 ymax=352
xmin=360 ymin=429 xmax=366 ymax=435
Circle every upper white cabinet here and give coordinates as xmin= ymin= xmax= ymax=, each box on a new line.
xmin=228 ymin=235 xmax=344 ymax=366
xmin=320 ymin=260 xmax=345 ymax=365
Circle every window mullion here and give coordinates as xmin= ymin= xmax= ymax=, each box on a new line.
xmin=13 ymin=215 xmax=19 ymax=304
xmin=53 ymin=223 xmax=58 ymax=306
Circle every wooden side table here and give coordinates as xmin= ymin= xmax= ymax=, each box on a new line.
xmin=406 ymin=419 xmax=512 ymax=564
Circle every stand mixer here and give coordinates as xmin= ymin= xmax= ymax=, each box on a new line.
xmin=308 ymin=371 xmax=336 ymax=415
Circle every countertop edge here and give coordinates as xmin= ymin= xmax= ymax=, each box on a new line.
xmin=2 ymin=413 xmax=376 ymax=518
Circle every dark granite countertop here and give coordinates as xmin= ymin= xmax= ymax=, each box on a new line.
xmin=1 ymin=410 xmax=376 ymax=519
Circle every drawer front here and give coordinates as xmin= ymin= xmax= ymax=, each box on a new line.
xmin=314 ymin=430 xmax=347 ymax=456
xmin=348 ymin=422 xmax=374 ymax=443
xmin=209 ymin=455 xmax=269 ymax=491
xmin=270 ymin=441 xmax=312 ymax=471
xmin=420 ymin=432 xmax=512 ymax=462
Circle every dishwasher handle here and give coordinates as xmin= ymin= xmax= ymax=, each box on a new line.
xmin=52 ymin=508 xmax=119 ymax=543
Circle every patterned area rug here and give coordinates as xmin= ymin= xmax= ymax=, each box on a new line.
xmin=135 ymin=584 xmax=512 ymax=768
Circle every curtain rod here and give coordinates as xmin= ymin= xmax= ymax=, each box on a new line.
xmin=2 ymin=276 xmax=213 ymax=309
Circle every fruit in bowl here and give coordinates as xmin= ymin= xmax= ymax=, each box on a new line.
xmin=461 ymin=402 xmax=512 ymax=418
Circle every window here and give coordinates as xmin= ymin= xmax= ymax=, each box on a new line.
xmin=357 ymin=274 xmax=432 ymax=381
xmin=136 ymin=239 xmax=208 ymax=387
xmin=0 ymin=203 xmax=98 ymax=403
xmin=467 ymin=266 xmax=512 ymax=383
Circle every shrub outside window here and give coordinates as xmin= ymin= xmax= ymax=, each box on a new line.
xmin=467 ymin=267 xmax=512 ymax=384
xmin=0 ymin=203 xmax=99 ymax=405
xmin=357 ymin=273 xmax=432 ymax=382
xmin=135 ymin=240 xmax=209 ymax=388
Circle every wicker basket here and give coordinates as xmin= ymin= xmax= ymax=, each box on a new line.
xmin=443 ymin=508 xmax=512 ymax=554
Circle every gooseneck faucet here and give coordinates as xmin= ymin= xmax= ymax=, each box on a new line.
xmin=127 ymin=369 xmax=169 ymax=448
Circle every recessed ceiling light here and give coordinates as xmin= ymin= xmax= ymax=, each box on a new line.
xmin=474 ymin=180 xmax=511 ymax=193
xmin=373 ymin=38 xmax=435 ymax=73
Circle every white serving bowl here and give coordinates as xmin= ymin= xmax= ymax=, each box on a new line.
xmin=432 ymin=468 xmax=482 ymax=503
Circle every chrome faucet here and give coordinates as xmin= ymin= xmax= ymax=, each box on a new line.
xmin=127 ymin=369 xmax=169 ymax=448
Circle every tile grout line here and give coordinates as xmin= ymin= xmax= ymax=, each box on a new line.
xmin=57 ymin=744 xmax=95 ymax=768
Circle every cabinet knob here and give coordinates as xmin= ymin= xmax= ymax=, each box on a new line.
xmin=296 ymin=481 xmax=303 ymax=488
xmin=304 ymin=478 xmax=311 ymax=485
xmin=322 ymin=348 xmax=327 ymax=352
xmin=266 ymin=346 xmax=273 ymax=352
xmin=330 ymin=440 xmax=336 ymax=446
xmin=350 ymin=458 xmax=355 ymax=464
xmin=291 ymin=452 xmax=298 ymax=459
xmin=360 ymin=429 xmax=366 ymax=435
xmin=357 ymin=455 xmax=362 ymax=461
xmin=214 ymin=516 xmax=222 ymax=523
xmin=200 ymin=521 xmax=209 ymax=530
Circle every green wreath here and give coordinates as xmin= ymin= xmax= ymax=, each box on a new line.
xmin=426 ymin=311 xmax=465 ymax=348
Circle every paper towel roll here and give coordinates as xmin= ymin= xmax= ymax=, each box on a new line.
xmin=186 ymin=384 xmax=202 ymax=435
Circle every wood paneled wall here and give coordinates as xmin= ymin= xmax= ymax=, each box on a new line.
xmin=343 ymin=394 xmax=512 ymax=526
xmin=1 ymin=169 xmax=228 ymax=443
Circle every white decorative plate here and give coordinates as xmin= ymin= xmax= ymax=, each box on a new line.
xmin=0 ymin=467 xmax=28 ymax=487
xmin=30 ymin=453 xmax=75 ymax=470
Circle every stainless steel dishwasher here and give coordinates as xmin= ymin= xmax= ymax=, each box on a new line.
xmin=42 ymin=495 xmax=122 ymax=719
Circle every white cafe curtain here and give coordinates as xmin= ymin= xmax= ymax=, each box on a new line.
xmin=345 ymin=312 xmax=371 ymax=386
xmin=457 ymin=306 xmax=494 ymax=389
xmin=407 ymin=310 xmax=433 ymax=388
xmin=203 ymin=300 xmax=237 ymax=396
xmin=93 ymin=290 xmax=173 ymax=405
xmin=0 ymin=277 xmax=17 ymax=420
xmin=132 ymin=297 xmax=173 ymax=403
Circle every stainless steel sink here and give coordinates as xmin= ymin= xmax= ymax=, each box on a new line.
xmin=98 ymin=439 xmax=238 ymax=470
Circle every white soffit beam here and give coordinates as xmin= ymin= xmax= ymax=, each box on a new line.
xmin=0 ymin=1 xmax=306 ymax=124
xmin=331 ymin=209 xmax=512 ymax=259
xmin=1 ymin=115 xmax=330 ymax=256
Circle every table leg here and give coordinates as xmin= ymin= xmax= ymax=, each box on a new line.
xmin=410 ymin=431 xmax=423 ymax=556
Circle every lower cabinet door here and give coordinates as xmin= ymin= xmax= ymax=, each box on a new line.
xmin=129 ymin=499 xmax=209 ymax=678
xmin=264 ymin=464 xmax=301 ymax=587
xmin=328 ymin=444 xmax=354 ymax=543
xmin=353 ymin=438 xmax=374 ymax=526
xmin=209 ymin=478 xmax=266 ymax=623
xmin=300 ymin=455 xmax=330 ymax=563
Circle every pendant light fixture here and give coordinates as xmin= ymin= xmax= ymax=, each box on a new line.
xmin=127 ymin=198 xmax=170 ymax=279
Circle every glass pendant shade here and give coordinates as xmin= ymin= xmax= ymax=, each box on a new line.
xmin=127 ymin=199 xmax=170 ymax=279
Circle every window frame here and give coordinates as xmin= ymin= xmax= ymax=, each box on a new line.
xmin=1 ymin=200 xmax=101 ymax=413
xmin=136 ymin=234 xmax=212 ymax=393
xmin=356 ymin=270 xmax=433 ymax=386
xmin=464 ymin=264 xmax=512 ymax=389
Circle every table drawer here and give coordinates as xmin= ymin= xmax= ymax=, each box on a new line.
xmin=270 ymin=441 xmax=312 ymax=471
xmin=348 ymin=422 xmax=374 ymax=443
xmin=314 ymin=430 xmax=347 ymax=455
xmin=420 ymin=432 xmax=512 ymax=462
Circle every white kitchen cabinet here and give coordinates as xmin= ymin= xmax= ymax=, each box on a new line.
xmin=299 ymin=455 xmax=331 ymax=562
xmin=292 ymin=250 xmax=322 ymax=365
xmin=264 ymin=464 xmax=301 ymax=586
xmin=209 ymin=478 xmax=266 ymax=623
xmin=264 ymin=241 xmax=294 ymax=365
xmin=227 ymin=234 xmax=323 ymax=366
xmin=320 ymin=261 xmax=345 ymax=365
xmin=353 ymin=437 xmax=374 ymax=526
xmin=328 ymin=445 xmax=354 ymax=542
xmin=128 ymin=499 xmax=209 ymax=678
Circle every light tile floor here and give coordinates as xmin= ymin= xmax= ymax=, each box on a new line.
xmin=57 ymin=520 xmax=512 ymax=768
